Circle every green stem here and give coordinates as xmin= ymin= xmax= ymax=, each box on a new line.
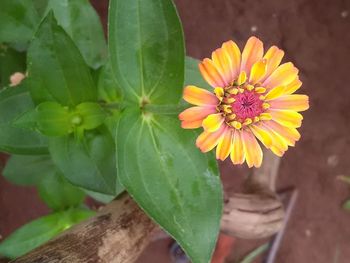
xmin=101 ymin=101 xmax=186 ymax=115
xmin=239 ymin=243 xmax=269 ymax=263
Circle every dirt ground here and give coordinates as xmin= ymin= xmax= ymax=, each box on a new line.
xmin=1 ymin=0 xmax=350 ymax=262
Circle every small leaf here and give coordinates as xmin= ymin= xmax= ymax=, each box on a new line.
xmin=46 ymin=0 xmax=107 ymax=68
xmin=36 ymin=101 xmax=71 ymax=136
xmin=85 ymin=189 xmax=121 ymax=204
xmin=38 ymin=172 xmax=86 ymax=210
xmin=3 ymin=155 xmax=54 ymax=186
xmin=27 ymin=12 xmax=96 ymax=106
xmin=116 ymin=109 xmax=223 ymax=263
xmin=75 ymin=102 xmax=107 ymax=131
xmin=0 ymin=209 xmax=94 ymax=259
xmin=0 ymin=0 xmax=40 ymax=46
xmin=108 ymin=0 xmax=185 ymax=104
xmin=49 ymin=128 xmax=118 ymax=194
xmin=0 ymin=85 xmax=48 ymax=154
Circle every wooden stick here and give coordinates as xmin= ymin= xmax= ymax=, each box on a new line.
xmin=12 ymin=193 xmax=157 ymax=263
xmin=245 ymin=150 xmax=281 ymax=193
xmin=221 ymin=150 xmax=284 ymax=239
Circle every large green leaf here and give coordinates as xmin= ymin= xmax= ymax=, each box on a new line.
xmin=97 ymin=60 xmax=122 ymax=103
xmin=0 ymin=0 xmax=40 ymax=46
xmin=0 ymin=45 xmax=26 ymax=88
xmin=38 ymin=172 xmax=86 ymax=211
xmin=0 ymin=209 xmax=94 ymax=259
xmin=3 ymin=155 xmax=54 ymax=186
xmin=108 ymin=0 xmax=184 ymax=104
xmin=0 ymin=85 xmax=48 ymax=154
xmin=49 ymin=128 xmax=118 ymax=194
xmin=27 ymin=12 xmax=96 ymax=106
xmin=46 ymin=0 xmax=107 ymax=69
xmin=116 ymin=109 xmax=223 ymax=263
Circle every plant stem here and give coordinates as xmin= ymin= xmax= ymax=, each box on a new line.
xmin=101 ymin=101 xmax=186 ymax=115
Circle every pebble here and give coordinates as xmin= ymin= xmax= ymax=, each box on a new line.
xmin=251 ymin=25 xmax=258 ymax=32
xmin=341 ymin=10 xmax=348 ymax=18
xmin=327 ymin=155 xmax=339 ymax=167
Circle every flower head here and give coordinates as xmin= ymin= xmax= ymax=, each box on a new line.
xmin=179 ymin=37 xmax=309 ymax=168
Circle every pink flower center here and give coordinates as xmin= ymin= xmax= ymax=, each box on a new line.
xmin=231 ymin=91 xmax=264 ymax=122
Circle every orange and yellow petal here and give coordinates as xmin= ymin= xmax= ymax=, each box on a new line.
xmin=212 ymin=48 xmax=233 ymax=86
xmin=263 ymin=62 xmax=299 ymax=90
xmin=240 ymin=36 xmax=264 ymax=76
xmin=181 ymin=120 xmax=204 ymax=129
xmin=261 ymin=46 xmax=284 ymax=82
xmin=265 ymin=86 xmax=286 ymax=100
xmin=269 ymin=95 xmax=309 ymax=112
xmin=241 ymin=129 xmax=263 ymax=168
xmin=249 ymin=123 xmax=273 ymax=148
xmin=222 ymin=40 xmax=241 ymax=81
xmin=249 ymin=59 xmax=268 ymax=84
xmin=183 ymin=85 xmax=219 ymax=106
xmin=284 ymin=78 xmax=302 ymax=95
xmin=269 ymin=109 xmax=303 ymax=128
xmin=261 ymin=120 xmax=301 ymax=146
xmin=202 ymin=113 xmax=225 ymax=132
xmin=257 ymin=122 xmax=289 ymax=156
xmin=179 ymin=106 xmax=217 ymax=122
xmin=230 ymin=130 xmax=245 ymax=165
xmin=196 ymin=125 xmax=226 ymax=152
xmin=199 ymin=58 xmax=226 ymax=88
xmin=179 ymin=106 xmax=217 ymax=129
xmin=216 ymin=127 xmax=234 ymax=160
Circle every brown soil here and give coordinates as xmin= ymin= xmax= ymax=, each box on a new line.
xmin=2 ymin=0 xmax=350 ymax=262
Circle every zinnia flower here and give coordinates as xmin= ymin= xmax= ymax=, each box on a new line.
xmin=179 ymin=37 xmax=309 ymax=168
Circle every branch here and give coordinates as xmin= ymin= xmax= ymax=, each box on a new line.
xmin=12 ymin=193 xmax=156 ymax=263
xmin=221 ymin=149 xmax=284 ymax=239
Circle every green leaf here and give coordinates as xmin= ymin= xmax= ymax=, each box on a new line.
xmin=46 ymin=0 xmax=107 ymax=68
xmin=0 ymin=209 xmax=94 ymax=259
xmin=27 ymin=12 xmax=96 ymax=106
xmin=0 ymin=0 xmax=40 ymax=46
xmin=116 ymin=109 xmax=223 ymax=263
xmin=38 ymin=172 xmax=86 ymax=210
xmin=34 ymin=101 xmax=107 ymax=137
xmin=108 ymin=0 xmax=185 ymax=104
xmin=0 ymin=45 xmax=26 ymax=88
xmin=184 ymin=56 xmax=211 ymax=91
xmin=0 ymin=85 xmax=48 ymax=154
xmin=36 ymin=101 xmax=72 ymax=136
xmin=97 ymin=60 xmax=122 ymax=103
xmin=49 ymin=128 xmax=118 ymax=194
xmin=75 ymin=102 xmax=107 ymax=130
xmin=3 ymin=155 xmax=54 ymax=186
xmin=85 ymin=189 xmax=122 ymax=204
xmin=33 ymin=0 xmax=49 ymax=17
